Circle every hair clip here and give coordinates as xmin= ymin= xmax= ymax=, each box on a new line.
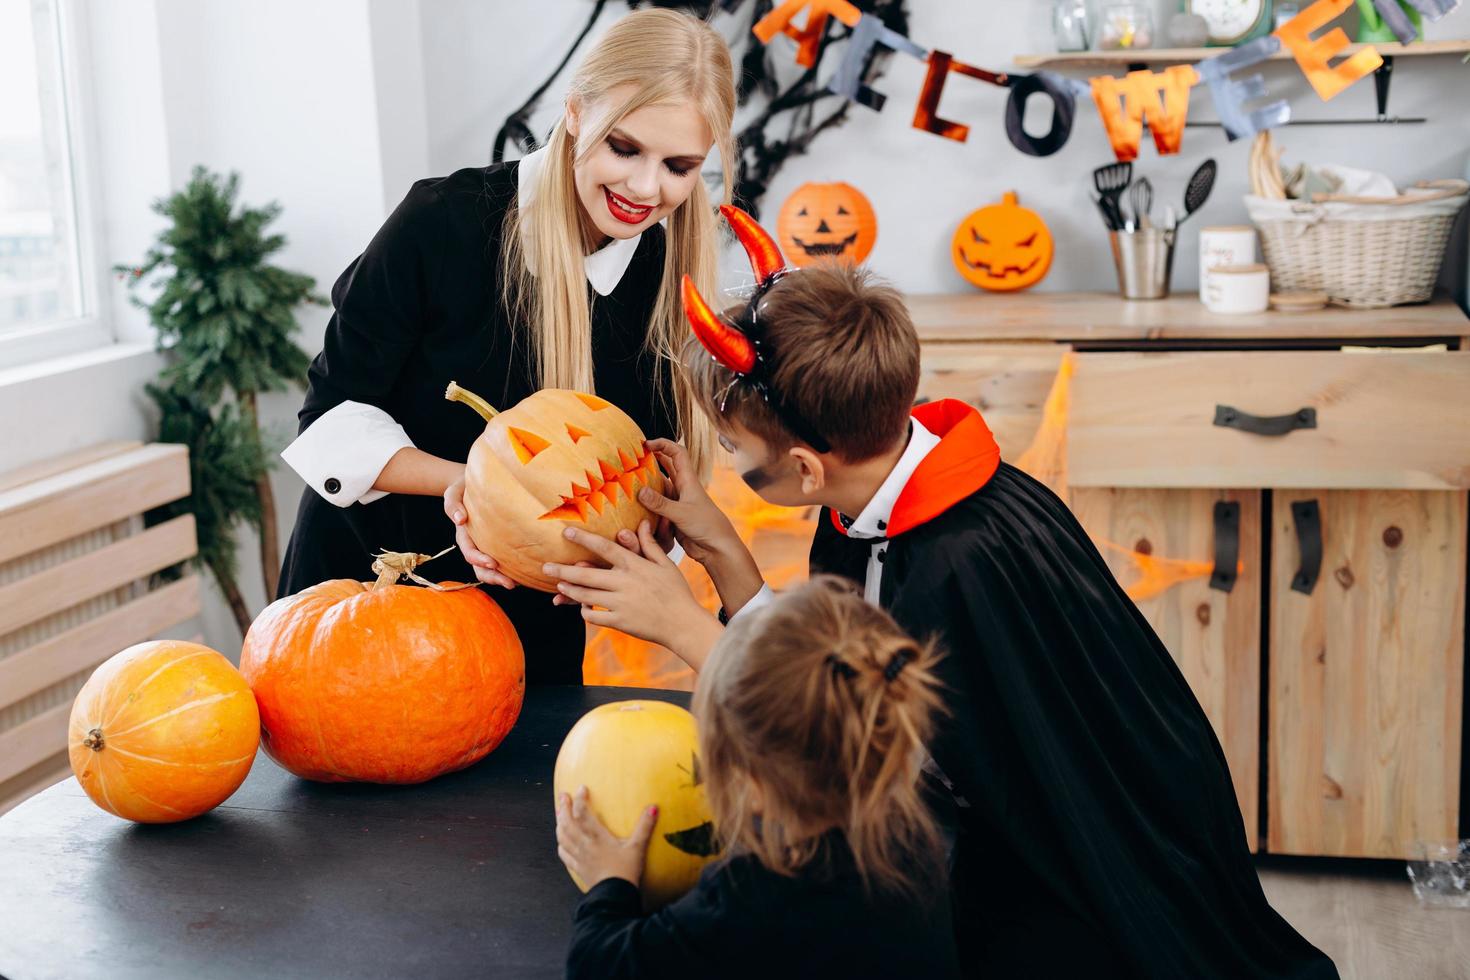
xmin=825 ymin=653 xmax=858 ymax=681
xmin=882 ymin=649 xmax=913 ymax=683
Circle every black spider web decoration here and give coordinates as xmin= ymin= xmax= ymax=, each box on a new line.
xmin=491 ymin=0 xmax=911 ymax=220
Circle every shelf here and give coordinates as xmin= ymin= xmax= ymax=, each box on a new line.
xmin=905 ymin=292 xmax=1469 ymax=344
xmin=1013 ymin=38 xmax=1470 ymax=70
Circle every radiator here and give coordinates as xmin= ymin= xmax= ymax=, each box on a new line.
xmin=0 ymin=441 xmax=200 ymax=814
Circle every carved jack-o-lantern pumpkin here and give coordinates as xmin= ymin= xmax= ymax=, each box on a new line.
xmin=448 ymin=384 xmax=665 ymax=591
xmin=776 ymin=182 xmax=878 ymax=268
xmin=951 ymin=191 xmax=1054 ymax=292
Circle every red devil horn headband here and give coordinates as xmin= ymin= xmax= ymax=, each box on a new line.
xmin=682 ymin=205 xmax=786 ymax=375
xmin=681 ymin=274 xmax=756 ymax=374
xmin=719 ymin=204 xmax=785 ymax=286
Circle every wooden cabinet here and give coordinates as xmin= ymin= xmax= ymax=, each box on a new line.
xmin=910 ymin=293 xmax=1470 ymax=859
xmin=1268 ymin=490 xmax=1466 ymax=858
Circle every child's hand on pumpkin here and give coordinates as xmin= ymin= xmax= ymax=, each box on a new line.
xmin=443 ymin=478 xmax=516 ymax=590
xmin=640 ymin=439 xmax=741 ymax=566
xmin=545 ymin=521 xmax=723 ymax=669
xmin=556 ymin=786 xmax=657 ymax=889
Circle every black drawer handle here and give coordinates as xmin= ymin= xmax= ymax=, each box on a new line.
xmin=1214 ymin=405 xmax=1317 ymax=437
xmin=1210 ymin=500 xmax=1240 ymax=593
xmin=1291 ymin=499 xmax=1323 ymax=595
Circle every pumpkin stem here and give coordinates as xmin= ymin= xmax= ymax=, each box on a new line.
xmin=82 ymin=728 xmax=104 ymax=751
xmin=370 ymin=547 xmax=479 ymax=592
xmin=445 ymin=381 xmax=498 ymax=422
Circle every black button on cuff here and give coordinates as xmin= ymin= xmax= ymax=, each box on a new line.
xmin=877 ymin=548 xmax=887 ymax=564
xmin=324 ymin=477 xmax=342 ymax=494
xmin=877 ymin=519 xmax=887 ymax=531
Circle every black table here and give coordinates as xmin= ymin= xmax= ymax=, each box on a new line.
xmin=0 ymin=685 xmax=689 ymax=980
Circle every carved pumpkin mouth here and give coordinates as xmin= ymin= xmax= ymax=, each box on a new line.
xmin=960 ymin=252 xmax=1040 ymax=278
xmin=792 ymin=232 xmax=858 ymax=256
xmin=539 ymin=447 xmax=661 ymax=522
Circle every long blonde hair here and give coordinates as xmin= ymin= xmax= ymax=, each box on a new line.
xmin=693 ymin=577 xmax=947 ymax=897
xmin=500 ymin=8 xmax=733 ymax=475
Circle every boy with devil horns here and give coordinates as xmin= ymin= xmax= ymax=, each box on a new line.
xmin=539 ymin=206 xmax=1336 ymax=979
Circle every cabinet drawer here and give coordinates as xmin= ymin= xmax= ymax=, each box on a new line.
xmin=918 ymin=343 xmax=1067 ymax=461
xmin=1068 ymin=351 xmax=1470 ymax=489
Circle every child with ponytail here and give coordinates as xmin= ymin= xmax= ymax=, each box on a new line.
xmin=555 ymin=576 xmax=960 ymax=979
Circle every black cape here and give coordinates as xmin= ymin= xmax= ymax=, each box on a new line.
xmin=809 ymin=403 xmax=1336 ymax=979
xmin=566 ymin=831 xmax=960 ymax=980
xmin=277 ymin=162 xmax=676 ymax=685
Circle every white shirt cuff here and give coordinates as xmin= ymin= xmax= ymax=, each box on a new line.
xmin=281 ymin=400 xmax=415 ymax=508
xmin=667 ymin=541 xmax=687 ymax=565
xmin=727 ymin=583 xmax=775 ymax=623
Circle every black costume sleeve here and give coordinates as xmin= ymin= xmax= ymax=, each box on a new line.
xmin=566 ymin=877 xmax=721 ymax=980
xmin=297 ymin=181 xmax=449 ymax=431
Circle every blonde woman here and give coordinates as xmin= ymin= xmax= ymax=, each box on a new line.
xmin=278 ymin=9 xmax=733 ymax=684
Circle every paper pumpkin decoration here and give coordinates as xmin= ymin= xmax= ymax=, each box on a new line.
xmin=241 ymin=557 xmax=525 ymax=783
xmin=69 ymin=641 xmax=259 ymax=822
xmin=951 ymin=191 xmax=1054 ymax=292
xmin=554 ymin=700 xmax=718 ymax=910
xmin=776 ymin=182 xmax=878 ymax=267
xmin=447 ymin=384 xmax=665 ymax=591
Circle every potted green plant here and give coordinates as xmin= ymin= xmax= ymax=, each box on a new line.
xmin=118 ymin=167 xmax=323 ymax=632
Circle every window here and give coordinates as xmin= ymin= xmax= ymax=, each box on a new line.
xmin=0 ymin=0 xmax=106 ymax=368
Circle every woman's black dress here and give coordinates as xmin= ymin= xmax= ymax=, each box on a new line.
xmin=277 ymin=162 xmax=675 ymax=685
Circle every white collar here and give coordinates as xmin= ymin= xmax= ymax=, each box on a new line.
xmin=516 ymin=145 xmax=643 ymax=297
xmin=842 ymin=416 xmax=942 ymax=540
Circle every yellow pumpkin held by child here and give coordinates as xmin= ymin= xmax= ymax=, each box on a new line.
xmin=447 ymin=384 xmax=666 ymax=591
xmin=69 ymin=640 xmax=260 ymax=823
xmin=776 ymin=181 xmax=878 ymax=267
xmin=951 ymin=190 xmax=1054 ymax=292
xmin=554 ymin=700 xmax=719 ymax=910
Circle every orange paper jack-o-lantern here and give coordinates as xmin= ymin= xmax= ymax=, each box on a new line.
xmin=448 ymin=384 xmax=666 ymax=591
xmin=951 ymin=191 xmax=1054 ymax=292
xmin=776 ymin=182 xmax=877 ymax=267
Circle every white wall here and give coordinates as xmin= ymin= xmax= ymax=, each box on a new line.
xmin=420 ymin=0 xmax=1470 ymax=295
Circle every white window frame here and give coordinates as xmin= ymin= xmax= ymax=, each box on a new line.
xmin=0 ymin=0 xmax=115 ymax=372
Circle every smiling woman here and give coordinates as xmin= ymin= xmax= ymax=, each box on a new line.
xmin=275 ymin=8 xmax=736 ymax=686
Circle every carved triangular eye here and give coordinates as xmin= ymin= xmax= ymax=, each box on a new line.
xmin=971 ymin=227 xmax=989 ymax=244
xmin=566 ymin=423 xmax=591 ymax=443
xmin=836 ymin=205 xmax=849 ymax=215
xmin=797 ymin=207 xmax=808 ymax=216
xmin=575 ymin=393 xmax=612 ymax=411
xmin=506 ymin=427 xmax=551 ymax=464
xmin=1018 ymin=233 xmax=1037 ymax=247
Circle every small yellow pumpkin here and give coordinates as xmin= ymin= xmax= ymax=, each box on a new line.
xmin=554 ymin=700 xmax=718 ymax=910
xmin=448 ymin=384 xmax=666 ymax=591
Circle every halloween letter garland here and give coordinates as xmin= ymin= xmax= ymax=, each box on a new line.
xmin=749 ymin=0 xmax=1422 ymax=161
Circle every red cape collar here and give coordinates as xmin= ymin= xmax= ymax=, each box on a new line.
xmin=830 ymin=399 xmax=1001 ymax=539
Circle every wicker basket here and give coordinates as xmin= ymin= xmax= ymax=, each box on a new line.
xmin=1244 ymin=180 xmax=1469 ymax=308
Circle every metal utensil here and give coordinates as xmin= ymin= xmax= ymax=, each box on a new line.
xmin=1090 ymin=192 xmax=1121 ymax=232
xmin=1176 ymin=158 xmax=1216 ymax=228
xmin=1093 ymin=161 xmax=1132 ymax=233
xmin=1130 ymin=176 xmax=1153 ymax=229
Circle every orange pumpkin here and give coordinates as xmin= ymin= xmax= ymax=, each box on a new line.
xmin=69 ymin=641 xmax=260 ymax=823
xmin=447 ymin=384 xmax=665 ymax=591
xmin=951 ymin=191 xmax=1054 ymax=292
xmin=240 ymin=553 xmax=525 ymax=783
xmin=776 ymin=182 xmax=878 ymax=267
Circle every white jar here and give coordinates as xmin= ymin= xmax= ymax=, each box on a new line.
xmin=1199 ymin=226 xmax=1257 ymax=299
xmin=1203 ymin=263 xmax=1270 ymax=315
